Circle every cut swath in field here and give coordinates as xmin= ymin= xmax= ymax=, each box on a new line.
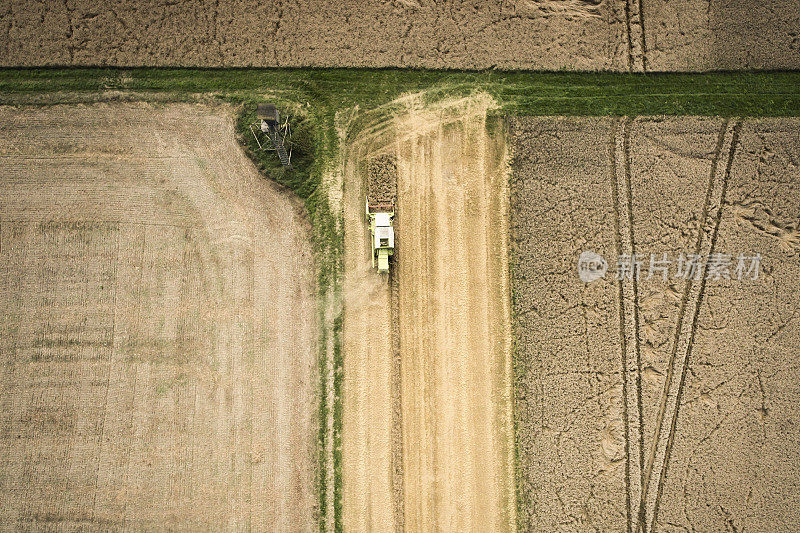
xmin=341 ymin=93 xmax=516 ymax=533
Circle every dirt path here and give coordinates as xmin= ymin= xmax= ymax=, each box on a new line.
xmin=0 ymin=103 xmax=318 ymax=530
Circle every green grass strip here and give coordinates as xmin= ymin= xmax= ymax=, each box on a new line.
xmin=1 ymin=68 xmax=798 ymax=116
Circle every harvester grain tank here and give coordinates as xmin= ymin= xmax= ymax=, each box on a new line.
xmin=366 ymin=197 xmax=395 ymax=273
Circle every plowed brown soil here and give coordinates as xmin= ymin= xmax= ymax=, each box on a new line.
xmin=511 ymin=116 xmax=800 ymax=532
xmin=0 ymin=103 xmax=318 ymax=531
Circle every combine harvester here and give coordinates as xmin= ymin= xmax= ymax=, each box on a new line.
xmin=366 ymin=197 xmax=395 ymax=273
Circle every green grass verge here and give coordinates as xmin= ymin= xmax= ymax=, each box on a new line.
xmin=1 ymin=68 xmax=798 ymax=116
xmin=1 ymin=66 xmax=797 ymax=532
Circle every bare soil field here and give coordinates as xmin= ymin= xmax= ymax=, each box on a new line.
xmin=511 ymin=116 xmax=800 ymax=531
xmin=342 ymin=95 xmax=516 ymax=532
xmin=0 ymin=103 xmax=318 ymax=530
xmin=1 ymin=0 xmax=797 ymax=71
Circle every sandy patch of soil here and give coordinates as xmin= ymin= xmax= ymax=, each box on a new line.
xmin=511 ymin=116 xmax=800 ymax=531
xmin=0 ymin=103 xmax=318 ymax=530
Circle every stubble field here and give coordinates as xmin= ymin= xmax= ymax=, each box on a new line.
xmin=511 ymin=116 xmax=800 ymax=532
xmin=341 ymin=95 xmax=517 ymax=532
xmin=0 ymin=103 xmax=318 ymax=530
xmin=0 ymin=66 xmax=797 ymax=533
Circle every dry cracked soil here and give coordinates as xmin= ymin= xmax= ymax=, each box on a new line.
xmin=511 ymin=115 xmax=800 ymax=532
xmin=1 ymin=0 xmax=798 ymax=71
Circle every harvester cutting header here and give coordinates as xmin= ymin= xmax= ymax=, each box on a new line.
xmin=366 ymin=197 xmax=395 ymax=273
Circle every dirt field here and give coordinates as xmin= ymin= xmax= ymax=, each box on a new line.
xmin=511 ymin=116 xmax=800 ymax=531
xmin=342 ymin=95 xmax=516 ymax=532
xmin=0 ymin=103 xmax=318 ymax=530
xmin=1 ymin=0 xmax=798 ymax=71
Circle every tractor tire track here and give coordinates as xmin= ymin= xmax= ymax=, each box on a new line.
xmin=648 ymin=119 xmax=742 ymax=532
xmin=637 ymin=118 xmax=729 ymax=529
xmin=624 ymin=0 xmax=647 ymax=72
xmin=638 ymin=118 xmax=742 ymax=533
xmin=624 ymin=119 xmax=647 ymax=514
xmin=612 ymin=116 xmax=645 ymax=532
xmin=609 ymin=118 xmax=632 ymax=531
xmin=637 ymin=0 xmax=648 ymax=72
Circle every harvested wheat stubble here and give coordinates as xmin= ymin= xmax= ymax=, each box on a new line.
xmin=4 ymin=0 xmax=798 ymax=71
xmin=0 ymin=103 xmax=318 ymax=531
xmin=644 ymin=0 xmax=800 ymax=71
xmin=341 ymin=94 xmax=516 ymax=532
xmin=393 ymin=95 xmax=516 ymax=532
xmin=510 ymin=116 xmax=800 ymax=532
xmin=342 ymin=126 xmax=397 ymax=532
xmin=0 ymin=0 xmax=625 ymax=70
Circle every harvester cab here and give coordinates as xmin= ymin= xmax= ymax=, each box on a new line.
xmin=366 ymin=197 xmax=395 ymax=273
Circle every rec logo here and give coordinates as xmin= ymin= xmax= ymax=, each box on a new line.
xmin=578 ymin=251 xmax=608 ymax=283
